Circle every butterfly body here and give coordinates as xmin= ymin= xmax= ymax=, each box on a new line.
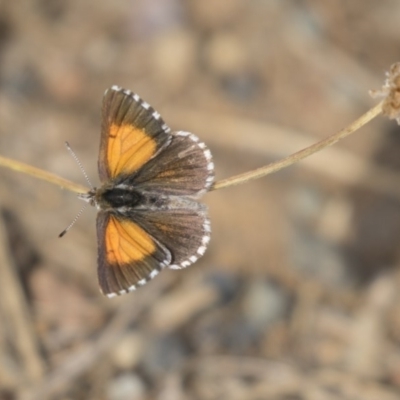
xmin=85 ymin=86 xmax=214 ymax=298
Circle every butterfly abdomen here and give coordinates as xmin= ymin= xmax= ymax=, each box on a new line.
xmin=97 ymin=186 xmax=144 ymax=210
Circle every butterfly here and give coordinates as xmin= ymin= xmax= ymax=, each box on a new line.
xmin=80 ymin=86 xmax=214 ymax=298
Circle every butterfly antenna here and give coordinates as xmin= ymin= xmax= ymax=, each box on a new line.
xmin=59 ymin=203 xmax=88 ymax=237
xmin=65 ymin=141 xmax=93 ymax=189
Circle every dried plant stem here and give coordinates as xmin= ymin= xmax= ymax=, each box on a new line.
xmin=211 ymin=101 xmax=384 ymax=191
xmin=0 ymin=101 xmax=384 ymax=195
xmin=0 ymin=155 xmax=88 ymax=194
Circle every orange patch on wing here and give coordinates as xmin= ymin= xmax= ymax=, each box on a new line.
xmin=155 ymin=169 xmax=179 ymax=178
xmin=105 ymin=216 xmax=156 ymax=265
xmin=107 ymin=123 xmax=157 ymax=178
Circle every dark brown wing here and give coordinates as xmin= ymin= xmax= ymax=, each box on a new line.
xmin=123 ymin=131 xmax=214 ymax=197
xmin=126 ymin=206 xmax=211 ymax=270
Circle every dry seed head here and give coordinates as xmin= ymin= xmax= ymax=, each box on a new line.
xmin=370 ymin=62 xmax=400 ymax=124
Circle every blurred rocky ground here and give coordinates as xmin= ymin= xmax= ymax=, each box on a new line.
xmin=1 ymin=1 xmax=400 ymax=399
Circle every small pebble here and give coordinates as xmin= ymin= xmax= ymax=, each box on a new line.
xmin=107 ymin=373 xmax=146 ymax=400
xmin=110 ymin=332 xmax=144 ymax=370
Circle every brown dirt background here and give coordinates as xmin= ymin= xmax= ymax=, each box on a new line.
xmin=1 ymin=1 xmax=400 ymax=399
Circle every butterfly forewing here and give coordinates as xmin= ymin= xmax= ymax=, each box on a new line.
xmin=96 ymin=212 xmax=171 ymax=297
xmin=99 ymin=86 xmax=172 ymax=182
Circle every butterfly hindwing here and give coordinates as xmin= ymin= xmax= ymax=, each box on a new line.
xmin=123 ymin=131 xmax=214 ymax=197
xmin=98 ymin=86 xmax=172 ymax=182
xmin=125 ymin=206 xmax=211 ymax=270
